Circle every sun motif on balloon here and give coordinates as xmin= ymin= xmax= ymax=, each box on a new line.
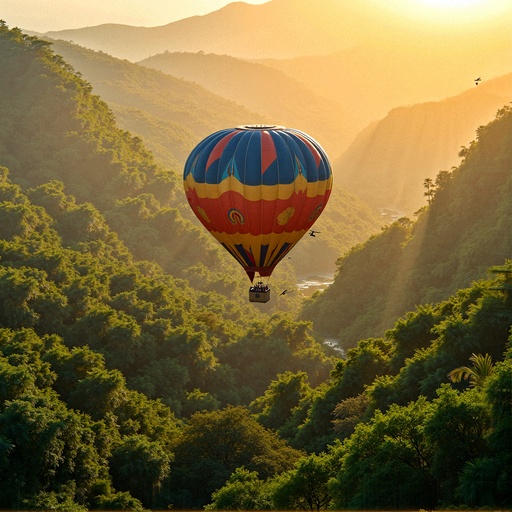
xmin=228 ymin=208 xmax=245 ymax=225
xmin=277 ymin=207 xmax=295 ymax=226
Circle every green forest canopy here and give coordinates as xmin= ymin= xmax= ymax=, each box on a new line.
xmin=0 ymin=22 xmax=510 ymax=512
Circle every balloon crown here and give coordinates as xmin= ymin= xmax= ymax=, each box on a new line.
xmin=236 ymin=124 xmax=285 ymax=131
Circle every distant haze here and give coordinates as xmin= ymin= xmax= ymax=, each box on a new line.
xmin=2 ymin=0 xmax=270 ymax=32
xmin=17 ymin=0 xmax=512 ymax=61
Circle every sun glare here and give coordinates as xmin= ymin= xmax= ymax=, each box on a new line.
xmin=415 ymin=0 xmax=487 ymax=7
xmin=378 ymin=0 xmax=511 ymax=27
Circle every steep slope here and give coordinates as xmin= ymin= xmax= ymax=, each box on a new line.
xmin=0 ymin=25 xmax=289 ymax=312
xmin=300 ymin=106 xmax=512 ymax=348
xmin=333 ymin=74 xmax=512 ymax=215
xmin=47 ymin=39 xmax=267 ymax=165
xmin=45 ymin=39 xmax=381 ymax=278
xmin=139 ymin=51 xmax=360 ymax=158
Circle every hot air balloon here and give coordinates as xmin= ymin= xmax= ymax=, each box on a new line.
xmin=183 ymin=124 xmax=333 ymax=302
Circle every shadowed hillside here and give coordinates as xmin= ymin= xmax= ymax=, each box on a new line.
xmin=333 ymin=73 xmax=512 ymax=215
xmin=139 ymin=51 xmax=360 ymax=158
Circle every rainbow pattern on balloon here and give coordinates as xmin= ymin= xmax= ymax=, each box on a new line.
xmin=183 ymin=125 xmax=333 ymax=282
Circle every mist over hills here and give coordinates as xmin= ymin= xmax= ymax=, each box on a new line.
xmin=333 ymin=73 xmax=512 ymax=215
xmin=47 ymin=39 xmax=267 ymax=167
xmin=41 ymin=0 xmax=415 ymax=61
xmin=48 ymin=40 xmax=266 ymax=135
xmin=257 ymin=41 xmax=512 ymax=126
xmin=18 ymin=36 xmax=382 ymax=280
xmin=40 ymin=0 xmax=512 ymax=137
xmin=139 ymin=51 xmax=360 ymax=157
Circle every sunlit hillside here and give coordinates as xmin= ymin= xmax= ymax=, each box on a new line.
xmin=47 ymin=39 xmax=267 ymax=166
xmin=301 ymin=106 xmax=512 ymax=348
xmin=45 ymin=38 xmax=381 ymax=277
xmin=334 ymin=73 xmax=512 ymax=215
xmin=139 ymin=51 xmax=360 ymax=158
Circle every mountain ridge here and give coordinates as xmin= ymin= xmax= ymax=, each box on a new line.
xmin=138 ymin=50 xmax=360 ymax=157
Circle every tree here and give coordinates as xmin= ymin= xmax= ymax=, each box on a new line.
xmin=67 ymin=368 xmax=127 ymax=421
xmin=423 ymin=177 xmax=435 ymax=204
xmin=448 ymin=353 xmax=494 ymax=388
xmin=0 ymin=394 xmax=104 ymax=509
xmin=250 ymin=371 xmax=311 ymax=431
xmin=205 ymin=468 xmax=273 ymax=511
xmin=330 ymin=397 xmax=436 ymax=510
xmin=456 ymin=456 xmax=510 ymax=507
xmin=272 ymin=453 xmax=334 ymax=510
xmin=423 ymin=385 xmax=491 ymax=503
xmin=169 ymin=406 xmax=302 ymax=508
xmin=332 ymin=394 xmax=368 ymax=438
xmin=110 ymin=435 xmax=171 ymax=508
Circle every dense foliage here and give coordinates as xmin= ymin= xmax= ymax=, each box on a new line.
xmin=209 ymin=265 xmax=512 ymax=509
xmin=0 ymin=22 xmax=305 ymax=312
xmin=302 ymin=105 xmax=512 ymax=348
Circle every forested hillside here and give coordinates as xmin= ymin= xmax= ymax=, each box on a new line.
xmin=334 ymin=73 xmax=512 ymax=214
xmin=301 ymin=105 xmax=512 ymax=347
xmin=43 ymin=38 xmax=383 ymax=277
xmin=208 ymin=267 xmax=511 ymax=508
xmin=139 ymin=51 xmax=360 ymax=157
xmin=47 ymin=39 xmax=267 ymax=168
xmin=0 ymin=25 xmax=313 ymax=312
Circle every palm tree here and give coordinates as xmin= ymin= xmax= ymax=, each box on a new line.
xmin=423 ymin=177 xmax=435 ymax=204
xmin=448 ymin=353 xmax=494 ymax=388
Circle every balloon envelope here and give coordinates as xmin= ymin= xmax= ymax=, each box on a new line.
xmin=183 ymin=124 xmax=333 ymax=282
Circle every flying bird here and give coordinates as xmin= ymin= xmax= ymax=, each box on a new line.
xmin=309 ymin=230 xmax=321 ymax=237
xmin=279 ymin=290 xmax=293 ymax=296
xmin=475 ymin=77 xmax=481 ymax=85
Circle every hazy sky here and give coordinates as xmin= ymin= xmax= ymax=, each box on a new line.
xmin=3 ymin=0 xmax=510 ymax=34
xmin=2 ymin=0 xmax=270 ymax=33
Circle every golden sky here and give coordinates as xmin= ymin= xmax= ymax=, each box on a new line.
xmin=4 ymin=0 xmax=511 ymax=34
xmin=2 ymin=0 xmax=270 ymax=32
